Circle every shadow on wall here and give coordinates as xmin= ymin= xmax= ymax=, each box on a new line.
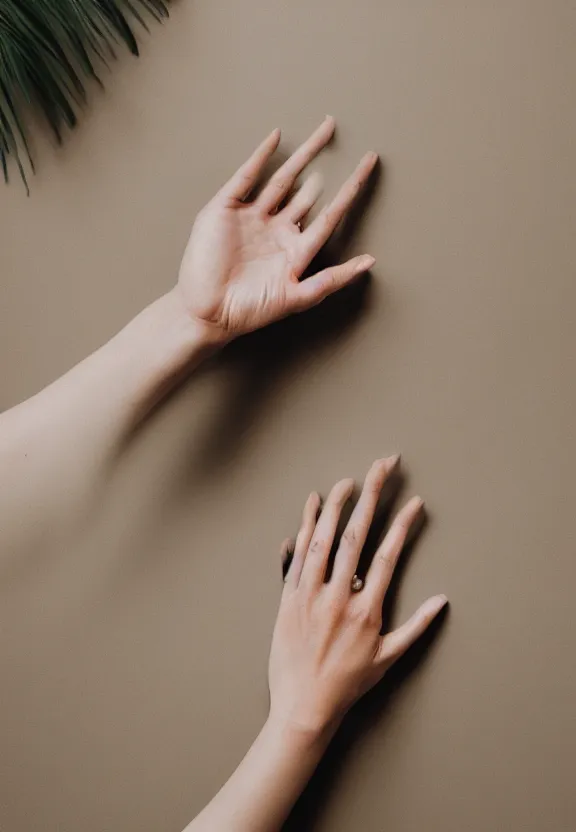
xmin=80 ymin=146 xmax=385 ymax=587
xmin=152 ymin=154 xmax=386 ymax=504
xmin=285 ymin=605 xmax=449 ymax=831
xmin=280 ymin=460 xmax=449 ymax=831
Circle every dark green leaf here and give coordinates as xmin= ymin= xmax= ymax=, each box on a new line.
xmin=0 ymin=0 xmax=170 ymax=192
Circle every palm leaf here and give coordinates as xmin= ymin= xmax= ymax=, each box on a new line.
xmin=0 ymin=0 xmax=169 ymax=192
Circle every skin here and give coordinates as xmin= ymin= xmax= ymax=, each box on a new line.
xmin=0 ymin=118 xmax=448 ymax=829
xmin=178 ymin=117 xmax=377 ymax=338
xmin=0 ymin=117 xmax=377 ymax=523
xmin=187 ymin=459 xmax=447 ymax=831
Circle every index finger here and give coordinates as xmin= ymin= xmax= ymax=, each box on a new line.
xmin=219 ymin=128 xmax=281 ymax=202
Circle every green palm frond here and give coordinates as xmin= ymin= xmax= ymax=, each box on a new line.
xmin=0 ymin=0 xmax=169 ymax=193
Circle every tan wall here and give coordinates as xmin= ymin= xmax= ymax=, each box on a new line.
xmin=1 ymin=2 xmax=575 ymax=830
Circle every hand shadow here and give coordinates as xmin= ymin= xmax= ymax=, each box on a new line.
xmin=171 ymin=157 xmax=384 ymax=487
xmin=283 ymin=505 xmax=449 ymax=832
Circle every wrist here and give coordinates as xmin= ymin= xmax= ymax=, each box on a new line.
xmin=265 ymin=709 xmax=340 ymax=754
xmin=102 ymin=290 xmax=226 ymax=427
xmin=161 ymin=288 xmax=228 ymax=353
xmin=170 ymin=285 xmax=233 ymax=350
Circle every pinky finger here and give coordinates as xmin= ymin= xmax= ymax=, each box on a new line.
xmin=377 ymin=595 xmax=448 ymax=666
xmin=280 ymin=538 xmax=294 ymax=581
xmin=293 ymin=254 xmax=375 ymax=311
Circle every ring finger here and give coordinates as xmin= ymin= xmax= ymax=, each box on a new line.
xmin=282 ymin=171 xmax=323 ymax=226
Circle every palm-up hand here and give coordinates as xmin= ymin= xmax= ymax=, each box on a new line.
xmin=177 ymin=117 xmax=377 ymax=342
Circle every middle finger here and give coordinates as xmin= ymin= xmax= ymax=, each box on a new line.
xmin=330 ymin=456 xmax=399 ymax=594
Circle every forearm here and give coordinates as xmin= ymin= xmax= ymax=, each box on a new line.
xmin=186 ymin=717 xmax=333 ymax=832
xmin=0 ymin=289 xmax=221 ymax=517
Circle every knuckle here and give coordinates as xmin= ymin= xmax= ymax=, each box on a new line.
xmin=309 ymin=537 xmax=326 ymax=556
xmin=394 ymin=519 xmax=410 ymax=539
xmin=367 ymin=478 xmax=382 ymax=496
xmin=321 ymin=210 xmax=334 ymax=228
xmin=348 ymin=602 xmax=375 ymax=628
xmin=323 ymin=269 xmax=336 ymax=290
xmin=324 ymin=593 xmax=343 ymax=619
xmin=377 ymin=548 xmax=394 ymax=570
xmin=341 ymin=527 xmax=357 ymax=548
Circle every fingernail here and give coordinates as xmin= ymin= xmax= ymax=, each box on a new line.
xmin=373 ymin=454 xmax=399 ymax=472
xmin=436 ymin=594 xmax=449 ymax=609
xmin=357 ymin=255 xmax=375 ymax=272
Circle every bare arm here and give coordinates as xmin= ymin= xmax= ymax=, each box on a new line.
xmin=186 ymin=458 xmax=448 ymax=831
xmin=0 ymin=117 xmax=376 ymax=518
xmin=185 ymin=718 xmax=331 ymax=832
xmin=0 ymin=292 xmax=216 ymax=499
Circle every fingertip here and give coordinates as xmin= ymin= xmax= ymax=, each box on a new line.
xmin=370 ymin=454 xmax=400 ymax=479
xmin=355 ymin=254 xmax=376 ymax=274
xmin=307 ymin=491 xmax=321 ymax=510
xmin=409 ymin=495 xmax=425 ymax=512
xmin=358 ymin=150 xmax=378 ymax=169
xmin=428 ymin=594 xmax=449 ymax=614
xmin=334 ymin=476 xmax=355 ymax=498
xmin=344 ymin=477 xmax=356 ymax=497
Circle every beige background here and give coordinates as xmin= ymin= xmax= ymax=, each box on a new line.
xmin=1 ymin=2 xmax=576 ymax=830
